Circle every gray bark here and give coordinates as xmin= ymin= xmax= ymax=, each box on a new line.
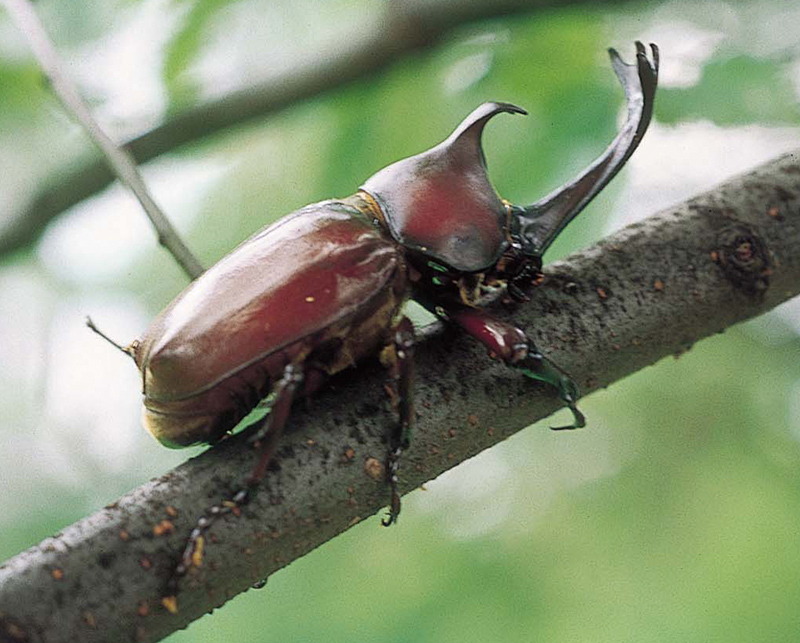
xmin=0 ymin=150 xmax=798 ymax=643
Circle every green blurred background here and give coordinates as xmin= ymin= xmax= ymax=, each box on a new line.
xmin=2 ymin=0 xmax=800 ymax=641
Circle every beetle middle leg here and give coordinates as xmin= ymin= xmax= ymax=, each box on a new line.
xmin=439 ymin=303 xmax=585 ymax=430
xmin=162 ymin=359 xmax=304 ymax=612
xmin=380 ymin=316 xmax=415 ymax=527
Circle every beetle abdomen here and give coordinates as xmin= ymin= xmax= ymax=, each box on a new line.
xmin=136 ymin=197 xmax=406 ymax=447
xmin=141 ymin=345 xmax=302 ymax=447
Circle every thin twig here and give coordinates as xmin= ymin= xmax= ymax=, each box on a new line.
xmin=1 ymin=0 xmax=204 ymax=280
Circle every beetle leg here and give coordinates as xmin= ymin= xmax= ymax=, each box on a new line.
xmin=162 ymin=360 xmax=304 ymax=613
xmin=439 ymin=303 xmax=585 ymax=430
xmin=381 ymin=316 xmax=415 ymax=527
xmin=246 ymin=362 xmax=305 ymax=483
xmin=514 ymin=351 xmax=585 ymax=431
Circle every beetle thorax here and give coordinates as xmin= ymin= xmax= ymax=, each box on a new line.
xmin=359 ymin=103 xmax=531 ymax=274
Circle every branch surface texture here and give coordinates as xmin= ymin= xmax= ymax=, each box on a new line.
xmin=0 ymin=0 xmax=634 ymax=257
xmin=0 ymin=151 xmax=798 ymax=643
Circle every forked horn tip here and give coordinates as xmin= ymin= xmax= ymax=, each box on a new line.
xmin=607 ymin=41 xmax=659 ymax=90
xmin=649 ymin=42 xmax=660 ymax=71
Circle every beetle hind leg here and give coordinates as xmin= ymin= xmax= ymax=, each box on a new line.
xmin=245 ymin=362 xmax=305 ymax=482
xmin=162 ymin=360 xmax=304 ymax=613
xmin=380 ymin=316 xmax=415 ymax=527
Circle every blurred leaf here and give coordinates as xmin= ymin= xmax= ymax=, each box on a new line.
xmin=162 ymin=0 xmax=234 ymax=108
xmin=658 ymin=55 xmax=800 ymax=125
xmin=0 ymin=60 xmax=48 ymax=121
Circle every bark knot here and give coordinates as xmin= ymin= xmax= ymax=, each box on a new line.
xmin=713 ymin=224 xmax=771 ymax=299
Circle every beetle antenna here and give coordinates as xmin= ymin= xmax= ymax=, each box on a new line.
xmin=85 ymin=316 xmax=136 ymax=359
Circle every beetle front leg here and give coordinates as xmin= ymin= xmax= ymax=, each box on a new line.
xmin=162 ymin=360 xmax=304 ymax=613
xmin=440 ymin=303 xmax=585 ymax=430
xmin=513 ymin=349 xmax=585 ymax=430
xmin=381 ymin=316 xmax=415 ymax=527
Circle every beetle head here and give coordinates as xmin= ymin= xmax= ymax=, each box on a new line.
xmin=361 ymin=102 xmax=526 ymax=274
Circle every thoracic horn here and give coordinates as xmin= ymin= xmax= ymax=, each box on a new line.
xmin=361 ymin=102 xmax=527 ymax=273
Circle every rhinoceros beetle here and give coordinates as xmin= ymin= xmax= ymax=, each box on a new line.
xmin=91 ymin=42 xmax=657 ymax=610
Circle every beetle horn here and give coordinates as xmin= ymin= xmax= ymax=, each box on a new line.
xmin=440 ymin=101 xmax=528 ymax=164
xmin=361 ymin=102 xmax=527 ymax=272
xmin=512 ymin=42 xmax=659 ymax=258
xmin=362 ymin=101 xmax=527 ymax=203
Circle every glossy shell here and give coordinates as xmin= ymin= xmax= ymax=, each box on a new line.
xmin=135 ymin=197 xmax=406 ymax=447
xmin=361 ymin=103 xmax=526 ymax=273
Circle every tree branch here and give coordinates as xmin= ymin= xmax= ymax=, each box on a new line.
xmin=0 ymin=0 xmax=636 ymax=258
xmin=1 ymin=0 xmax=204 ymax=280
xmin=1 ymin=150 xmax=798 ymax=643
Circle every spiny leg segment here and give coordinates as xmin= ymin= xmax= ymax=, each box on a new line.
xmin=382 ymin=316 xmax=415 ymax=527
xmin=162 ymin=360 xmax=304 ymax=613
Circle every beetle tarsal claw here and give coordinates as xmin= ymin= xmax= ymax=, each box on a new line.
xmin=549 ymin=395 xmax=587 ymax=431
xmin=514 ymin=349 xmax=585 ymax=431
xmin=381 ymin=492 xmax=401 ymax=527
xmin=506 ymin=282 xmax=530 ymax=303
xmin=382 ymin=446 xmax=403 ymax=527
